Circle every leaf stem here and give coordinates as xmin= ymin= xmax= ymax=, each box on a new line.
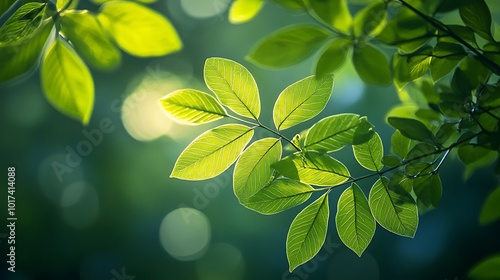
xmin=226 ymin=114 xmax=301 ymax=151
xmin=397 ymin=0 xmax=500 ymax=74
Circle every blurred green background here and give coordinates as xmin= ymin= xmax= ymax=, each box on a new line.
xmin=1 ymin=0 xmax=500 ymax=279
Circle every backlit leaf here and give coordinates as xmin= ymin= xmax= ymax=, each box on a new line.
xmin=459 ymin=0 xmax=493 ymax=40
xmin=336 ymin=183 xmax=375 ymax=256
xmin=391 ymin=130 xmax=411 ymax=159
xmin=0 ymin=2 xmax=47 ymax=43
xmin=57 ymin=0 xmax=79 ymax=11
xmin=204 ymin=57 xmax=260 ymax=120
xmin=304 ymin=114 xmax=373 ymax=152
xmin=229 ymin=0 xmax=265 ymax=24
xmin=287 ymin=192 xmax=329 ymax=272
xmin=468 ymin=254 xmax=500 ymax=280
xmin=273 ymin=75 xmax=334 ymax=130
xmin=97 ymin=1 xmax=181 ymax=57
xmin=41 ymin=38 xmax=94 ymax=125
xmin=234 ymin=138 xmax=282 ymax=200
xmin=159 ymin=89 xmax=227 ymax=125
xmin=310 ymin=0 xmax=352 ymax=33
xmin=247 ymin=24 xmax=330 ymax=68
xmin=369 ymin=177 xmax=418 ymax=237
xmin=273 ymin=151 xmax=350 ymax=186
xmin=171 ymin=124 xmax=254 ymax=180
xmin=353 ymin=2 xmax=387 ymax=39
xmin=352 ymin=44 xmax=391 ymax=86
xmin=315 ymin=38 xmax=351 ymax=77
xmin=353 ymin=132 xmax=383 ymax=171
xmin=241 ymin=178 xmax=314 ymax=215
xmin=61 ymin=11 xmax=121 ymax=70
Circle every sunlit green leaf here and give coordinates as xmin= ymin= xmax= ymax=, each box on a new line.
xmin=234 ymin=138 xmax=282 ymax=200
xmin=352 ymin=44 xmax=391 ymax=86
xmin=304 ymin=114 xmax=373 ymax=152
xmin=229 ymin=0 xmax=265 ymax=24
xmin=430 ymin=42 xmax=466 ymax=82
xmin=391 ymin=130 xmax=411 ymax=159
xmin=273 ymin=75 xmax=334 ymax=130
xmin=247 ymin=24 xmax=330 ymax=68
xmin=413 ymin=173 xmax=442 ymax=208
xmin=171 ymin=124 xmax=254 ymax=180
xmin=159 ymin=89 xmax=227 ymax=125
xmin=389 ymin=171 xmax=413 ymax=193
xmin=406 ymin=143 xmax=437 ymax=163
xmin=479 ymin=186 xmax=500 ymax=225
xmin=353 ymin=132 xmax=383 ymax=171
xmin=204 ymin=57 xmax=260 ymax=119
xmin=61 ymin=11 xmax=121 ymax=70
xmin=287 ymin=192 xmax=329 ymax=272
xmin=369 ymin=177 xmax=418 ymax=237
xmin=353 ymin=2 xmax=387 ymax=39
xmin=92 ymin=0 xmax=158 ymax=4
xmin=315 ymin=38 xmax=351 ymax=77
xmin=0 ymin=18 xmax=53 ymax=82
xmin=0 ymin=2 xmax=47 ymax=43
xmin=468 ymin=254 xmax=500 ymax=280
xmin=241 ymin=178 xmax=314 ymax=215
xmin=310 ymin=0 xmax=351 ymax=34
xmin=382 ymin=155 xmax=401 ymax=167
xmin=387 ymin=117 xmax=435 ymax=143
xmin=57 ymin=0 xmax=79 ymax=11
xmin=459 ymin=0 xmax=493 ymax=41
xmin=97 ymin=1 xmax=181 ymax=57
xmin=336 ymin=183 xmax=375 ymax=257
xmin=41 ymin=39 xmax=94 ymax=125
xmin=435 ymin=122 xmax=460 ymax=146
xmin=273 ymin=151 xmax=350 ymax=186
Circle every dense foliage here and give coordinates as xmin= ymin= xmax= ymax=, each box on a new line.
xmin=160 ymin=0 xmax=500 ymax=276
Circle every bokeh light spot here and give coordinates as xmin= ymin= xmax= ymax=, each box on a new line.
xmin=180 ymin=0 xmax=230 ymax=19
xmin=159 ymin=208 xmax=211 ymax=261
xmin=61 ymin=181 xmax=100 ymax=229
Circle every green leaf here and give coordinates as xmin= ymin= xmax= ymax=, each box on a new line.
xmin=272 ymin=0 xmax=307 ymax=9
xmin=479 ymin=187 xmax=500 ymax=225
xmin=413 ymin=173 xmax=442 ymax=208
xmin=97 ymin=1 xmax=182 ymax=57
xmin=0 ymin=18 xmax=53 ymax=82
xmin=204 ymin=57 xmax=260 ymax=119
xmin=272 ymin=151 xmax=350 ymax=186
xmin=468 ymin=254 xmax=500 ymax=280
xmin=369 ymin=177 xmax=418 ymax=237
xmin=352 ymin=44 xmax=391 ymax=86
xmin=41 ymin=38 xmax=94 ymax=125
xmin=247 ymin=24 xmax=330 ymax=68
xmin=159 ymin=89 xmax=227 ymax=125
xmin=387 ymin=117 xmax=435 ymax=143
xmin=315 ymin=38 xmax=351 ymax=77
xmin=430 ymin=42 xmax=466 ymax=82
xmin=229 ymin=0 xmax=265 ymax=24
xmin=458 ymin=145 xmax=493 ymax=165
xmin=171 ymin=124 xmax=254 ymax=180
xmin=0 ymin=0 xmax=16 ymax=17
xmin=435 ymin=122 xmax=459 ymax=146
xmin=273 ymin=75 xmax=334 ymax=131
xmin=353 ymin=2 xmax=387 ymax=39
xmin=336 ymin=183 xmax=375 ymax=257
xmin=61 ymin=11 xmax=121 ymax=70
xmin=234 ymin=138 xmax=282 ymax=200
xmin=241 ymin=178 xmax=314 ymax=215
xmin=92 ymin=0 xmax=158 ymax=3
xmin=57 ymin=0 xmax=79 ymax=11
xmin=0 ymin=2 xmax=47 ymax=43
xmin=459 ymin=0 xmax=493 ymax=41
xmin=353 ymin=132 xmax=383 ymax=171
xmin=459 ymin=56 xmax=491 ymax=89
xmin=392 ymin=47 xmax=432 ymax=89
xmin=304 ymin=114 xmax=373 ymax=152
xmin=389 ymin=171 xmax=413 ymax=193
xmin=382 ymin=155 xmax=401 ymax=168
xmin=310 ymin=0 xmax=352 ymax=34
xmin=391 ymin=130 xmax=411 ymax=159
xmin=287 ymin=192 xmax=329 ymax=272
